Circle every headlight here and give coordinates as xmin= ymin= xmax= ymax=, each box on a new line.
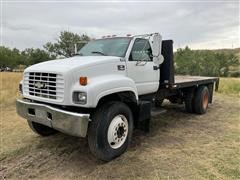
xmin=73 ymin=92 xmax=87 ymax=104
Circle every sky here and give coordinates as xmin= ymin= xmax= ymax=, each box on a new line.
xmin=1 ymin=0 xmax=239 ymax=50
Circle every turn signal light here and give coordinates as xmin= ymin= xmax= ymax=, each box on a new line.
xmin=80 ymin=77 xmax=88 ymax=86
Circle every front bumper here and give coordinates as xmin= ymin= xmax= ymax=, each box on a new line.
xmin=16 ymin=99 xmax=90 ymax=137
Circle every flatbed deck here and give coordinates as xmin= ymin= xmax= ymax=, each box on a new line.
xmin=173 ymin=76 xmax=219 ymax=89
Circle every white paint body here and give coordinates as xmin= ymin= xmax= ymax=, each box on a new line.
xmin=22 ymin=34 xmax=163 ymax=108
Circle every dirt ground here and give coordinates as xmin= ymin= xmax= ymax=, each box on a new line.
xmin=0 ymin=93 xmax=239 ymax=180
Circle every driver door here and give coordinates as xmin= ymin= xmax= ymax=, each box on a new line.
xmin=126 ymin=38 xmax=160 ymax=95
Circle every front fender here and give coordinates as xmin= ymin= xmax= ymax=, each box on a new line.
xmin=72 ymin=75 xmax=138 ymax=108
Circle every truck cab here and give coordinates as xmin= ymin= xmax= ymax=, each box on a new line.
xmin=16 ymin=33 xmax=218 ymax=161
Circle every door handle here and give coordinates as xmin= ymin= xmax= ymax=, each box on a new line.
xmin=153 ymin=66 xmax=159 ymax=70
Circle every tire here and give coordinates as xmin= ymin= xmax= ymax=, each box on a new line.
xmin=88 ymin=101 xmax=133 ymax=161
xmin=184 ymin=89 xmax=195 ymax=113
xmin=28 ymin=121 xmax=58 ymax=136
xmin=194 ymin=86 xmax=209 ymax=114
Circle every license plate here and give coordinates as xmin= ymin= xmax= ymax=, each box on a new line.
xmin=35 ymin=109 xmax=46 ymax=119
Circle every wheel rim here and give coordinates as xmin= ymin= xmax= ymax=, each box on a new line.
xmin=203 ymin=92 xmax=209 ymax=110
xmin=107 ymin=115 xmax=128 ymax=149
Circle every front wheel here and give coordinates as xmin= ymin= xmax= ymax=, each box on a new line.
xmin=88 ymin=101 xmax=133 ymax=161
xmin=28 ymin=121 xmax=58 ymax=136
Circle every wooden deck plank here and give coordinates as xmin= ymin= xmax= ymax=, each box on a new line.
xmin=175 ymin=76 xmax=217 ymax=84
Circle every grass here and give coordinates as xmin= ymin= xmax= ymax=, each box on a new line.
xmin=0 ymin=72 xmax=22 ymax=105
xmin=0 ymin=72 xmax=240 ymax=179
xmin=218 ymin=78 xmax=240 ymax=96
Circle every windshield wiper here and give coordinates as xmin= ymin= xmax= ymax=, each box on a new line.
xmin=91 ymin=51 xmax=106 ymax=56
xmin=75 ymin=53 xmax=83 ymax=56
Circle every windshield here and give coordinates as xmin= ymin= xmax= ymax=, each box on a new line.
xmin=78 ymin=37 xmax=131 ymax=57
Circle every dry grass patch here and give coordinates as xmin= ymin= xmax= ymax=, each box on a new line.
xmin=218 ymin=77 xmax=240 ymax=96
xmin=0 ymin=72 xmax=22 ymax=105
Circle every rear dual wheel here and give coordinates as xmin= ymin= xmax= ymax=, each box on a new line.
xmin=194 ymin=86 xmax=209 ymax=114
xmin=185 ymin=86 xmax=209 ymax=114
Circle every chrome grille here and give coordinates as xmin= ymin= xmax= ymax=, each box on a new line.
xmin=23 ymin=72 xmax=64 ymax=101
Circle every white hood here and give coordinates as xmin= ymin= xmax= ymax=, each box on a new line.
xmin=25 ymin=56 xmax=121 ymax=74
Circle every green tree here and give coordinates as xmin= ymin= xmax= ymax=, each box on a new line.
xmin=21 ymin=48 xmax=55 ymax=66
xmin=215 ymin=52 xmax=239 ymax=76
xmin=44 ymin=31 xmax=90 ymax=57
xmin=174 ymin=47 xmax=239 ymax=77
xmin=0 ymin=46 xmax=24 ymax=68
xmin=174 ymin=46 xmax=199 ymax=75
xmin=0 ymin=46 xmax=54 ymax=69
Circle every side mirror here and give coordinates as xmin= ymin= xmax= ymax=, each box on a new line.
xmin=152 ymin=33 xmax=164 ymax=65
xmin=153 ymin=55 xmax=164 ymax=65
xmin=152 ymin=33 xmax=160 ymax=57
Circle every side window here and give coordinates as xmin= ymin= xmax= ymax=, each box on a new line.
xmin=129 ymin=38 xmax=152 ymax=61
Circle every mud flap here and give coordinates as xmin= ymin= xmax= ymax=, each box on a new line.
xmin=137 ymin=101 xmax=151 ymax=132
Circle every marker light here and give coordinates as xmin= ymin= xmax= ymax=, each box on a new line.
xmin=79 ymin=77 xmax=88 ymax=86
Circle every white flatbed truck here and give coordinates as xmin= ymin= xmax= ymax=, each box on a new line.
xmin=16 ymin=33 xmax=219 ymax=161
